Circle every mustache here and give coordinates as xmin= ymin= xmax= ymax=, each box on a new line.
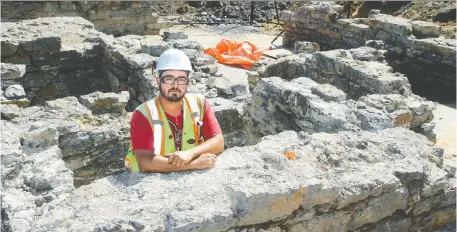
xmin=168 ymin=88 xmax=181 ymax=93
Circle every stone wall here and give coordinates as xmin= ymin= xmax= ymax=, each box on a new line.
xmin=0 ymin=17 xmax=198 ymax=110
xmin=281 ymin=2 xmax=456 ymax=103
xmin=1 ymin=14 xmax=455 ymax=232
xmin=1 ymin=17 xmax=107 ymax=105
xmin=253 ymin=46 xmax=412 ymax=100
xmin=1 ymin=17 xmax=257 ymax=186
xmin=2 ymin=117 xmax=455 ymax=231
xmin=388 ymin=36 xmax=456 ymax=103
xmin=1 ymin=1 xmax=171 ymax=36
xmin=250 ymin=76 xmax=435 ymax=138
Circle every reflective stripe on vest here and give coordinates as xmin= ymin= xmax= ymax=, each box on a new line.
xmin=147 ymin=98 xmax=163 ymax=156
xmin=124 ymin=94 xmax=205 ymax=172
xmin=185 ymin=94 xmax=203 ymax=145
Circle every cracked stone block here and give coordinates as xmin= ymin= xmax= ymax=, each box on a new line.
xmin=140 ymin=41 xmax=171 ymax=57
xmin=295 ymin=41 xmax=321 ymax=54
xmin=1 ymin=41 xmax=19 ymax=57
xmin=170 ymin=39 xmax=204 ymax=52
xmin=201 ymin=64 xmax=218 ymax=74
xmin=410 ymin=20 xmax=441 ymax=37
xmin=1 ymin=63 xmax=26 ymax=80
xmin=1 ymin=98 xmax=30 ymax=107
xmin=163 ymin=30 xmax=188 ymax=41
xmin=311 ymin=84 xmax=346 ymax=102
xmin=365 ymin=40 xmax=385 ymax=49
xmin=4 ymin=84 xmax=26 ymax=100
xmin=195 ymin=54 xmax=216 ymax=67
xmin=367 ymin=14 xmax=413 ymax=36
xmin=79 ymin=91 xmax=130 ymax=114
xmin=1 ymin=104 xmax=21 ymax=120
xmin=207 ymin=76 xmax=249 ymax=98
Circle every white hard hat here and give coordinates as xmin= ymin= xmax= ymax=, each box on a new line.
xmin=156 ymin=49 xmax=193 ymax=72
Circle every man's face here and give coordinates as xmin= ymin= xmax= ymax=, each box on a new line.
xmin=156 ymin=70 xmax=189 ymax=102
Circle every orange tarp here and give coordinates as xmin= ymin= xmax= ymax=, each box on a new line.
xmin=204 ymin=39 xmax=268 ymax=70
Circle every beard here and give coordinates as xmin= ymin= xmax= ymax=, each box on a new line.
xmin=160 ymin=85 xmax=185 ymax=102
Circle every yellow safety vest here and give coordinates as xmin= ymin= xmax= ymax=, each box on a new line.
xmin=125 ymin=94 xmax=205 ymax=172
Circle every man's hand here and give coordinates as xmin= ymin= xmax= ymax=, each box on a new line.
xmin=192 ymin=153 xmax=217 ymax=170
xmin=164 ymin=151 xmax=194 ymax=167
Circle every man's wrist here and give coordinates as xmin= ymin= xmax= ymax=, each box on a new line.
xmin=187 ymin=150 xmax=199 ymax=160
xmin=185 ymin=160 xmax=198 ymax=170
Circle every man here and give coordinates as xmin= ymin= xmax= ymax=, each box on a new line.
xmin=124 ymin=49 xmax=224 ymax=172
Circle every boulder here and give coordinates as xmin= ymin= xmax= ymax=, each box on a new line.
xmin=410 ymin=20 xmax=441 ymax=37
xmin=79 ymin=91 xmax=130 ymax=114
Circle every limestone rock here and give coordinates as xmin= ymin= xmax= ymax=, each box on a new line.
xmin=123 ymin=53 xmax=154 ymax=70
xmin=209 ymin=97 xmax=246 ymax=134
xmin=247 ymin=71 xmax=261 ymax=91
xmin=170 ymin=39 xmax=204 ymax=52
xmin=349 ymin=46 xmax=386 ymax=61
xmin=1 ymin=104 xmax=21 ymax=120
xmin=251 ymin=77 xmax=355 ymax=136
xmin=0 ymin=7 xmax=455 ymax=232
xmin=294 ymin=41 xmax=320 ymax=54
xmin=0 ymin=63 xmax=26 ymax=80
xmin=44 ymin=96 xmax=91 ymax=118
xmin=410 ymin=20 xmax=441 ymax=37
xmin=1 ymin=98 xmax=30 ymax=107
xmin=79 ymin=91 xmax=129 ymax=114
xmin=311 ymin=84 xmax=346 ymax=102
xmin=252 ymin=77 xmax=436 ymax=136
xmin=365 ymin=40 xmax=386 ymax=49
xmin=367 ymin=14 xmax=413 ymax=36
xmin=201 ymin=64 xmax=218 ymax=74
xmin=350 ymin=187 xmax=409 ymax=229
xmin=207 ymin=76 xmax=249 ymax=98
xmin=4 ymin=84 xmax=26 ymax=99
xmin=181 ymin=48 xmax=199 ymax=62
xmin=354 ymin=214 xmax=412 ymax=232
xmin=21 ymin=127 xmax=58 ymax=152
xmin=311 ymin=50 xmax=410 ymax=99
xmin=289 ymin=211 xmax=352 ymax=232
xmin=412 ymin=178 xmax=456 ymax=216
xmin=261 ymin=56 xmax=308 ymax=80
xmin=164 ymin=30 xmax=188 ymax=41
xmin=191 ymin=72 xmax=211 ymax=82
xmin=1 ymin=41 xmax=19 ymax=57
xmin=1 ymin=63 xmax=26 ymax=88
xmin=195 ymin=54 xmax=216 ymax=67
xmin=1 ymin=122 xmax=453 ymax=231
xmin=140 ymin=41 xmax=171 ymax=57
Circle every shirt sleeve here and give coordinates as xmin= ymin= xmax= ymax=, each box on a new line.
xmin=130 ymin=110 xmax=154 ymax=152
xmin=201 ymin=99 xmax=223 ymax=140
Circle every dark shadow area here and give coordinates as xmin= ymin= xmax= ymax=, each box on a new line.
xmin=387 ymin=60 xmax=456 ymax=107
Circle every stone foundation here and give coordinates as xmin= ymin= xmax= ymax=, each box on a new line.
xmin=1 ymin=1 xmax=171 ymax=36
xmin=2 ymin=127 xmax=454 ymax=231
xmin=281 ymin=2 xmax=456 ymax=103
xmin=1 ymin=12 xmax=455 ymax=232
xmin=1 ymin=18 xmax=106 ymax=104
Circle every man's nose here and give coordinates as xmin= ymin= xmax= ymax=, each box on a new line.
xmin=171 ymin=80 xmax=179 ymax=87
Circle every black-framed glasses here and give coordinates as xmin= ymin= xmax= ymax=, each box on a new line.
xmin=161 ymin=76 xmax=189 ymax=85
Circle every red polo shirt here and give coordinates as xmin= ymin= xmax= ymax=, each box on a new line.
xmin=130 ymin=99 xmax=222 ymax=152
